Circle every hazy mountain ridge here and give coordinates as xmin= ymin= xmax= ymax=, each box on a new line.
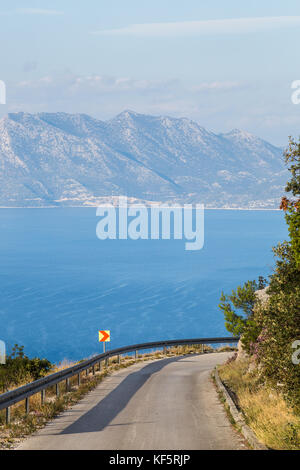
xmin=0 ymin=110 xmax=287 ymax=208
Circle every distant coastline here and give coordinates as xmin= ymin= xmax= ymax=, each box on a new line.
xmin=0 ymin=205 xmax=281 ymax=211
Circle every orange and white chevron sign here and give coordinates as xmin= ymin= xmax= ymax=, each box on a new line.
xmin=98 ymin=330 xmax=110 ymax=342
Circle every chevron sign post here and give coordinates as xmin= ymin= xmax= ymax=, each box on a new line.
xmin=99 ymin=330 xmax=110 ymax=353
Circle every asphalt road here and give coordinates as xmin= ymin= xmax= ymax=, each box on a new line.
xmin=17 ymin=352 xmax=246 ymax=450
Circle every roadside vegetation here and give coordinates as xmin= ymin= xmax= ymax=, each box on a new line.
xmin=0 ymin=343 xmax=232 ymax=449
xmin=218 ymin=137 xmax=300 ymax=450
xmin=0 ymin=345 xmax=52 ymax=393
xmin=218 ymin=358 xmax=300 ymax=450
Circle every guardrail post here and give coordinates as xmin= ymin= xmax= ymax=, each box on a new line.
xmin=92 ymin=365 xmax=95 ymax=375
xmin=6 ymin=407 xmax=10 ymax=425
xmin=135 ymin=350 xmax=138 ymax=361
xmin=163 ymin=346 xmax=167 ymax=355
xmin=118 ymin=355 xmax=121 ymax=365
xmin=25 ymin=397 xmax=29 ymax=414
xmin=201 ymin=344 xmax=204 ymax=354
xmin=86 ymin=368 xmax=89 ymax=377
xmin=66 ymin=378 xmax=70 ymax=392
xmin=77 ymin=373 xmax=81 ymax=386
xmin=98 ymin=361 xmax=101 ymax=371
xmin=56 ymin=383 xmax=60 ymax=397
xmin=105 ymin=357 xmax=108 ymax=367
xmin=41 ymin=389 xmax=45 ymax=405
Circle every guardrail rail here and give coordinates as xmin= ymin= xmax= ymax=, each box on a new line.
xmin=0 ymin=336 xmax=239 ymax=424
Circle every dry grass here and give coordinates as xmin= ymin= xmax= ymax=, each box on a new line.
xmin=218 ymin=358 xmax=300 ymax=450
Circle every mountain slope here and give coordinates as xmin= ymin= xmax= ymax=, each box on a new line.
xmin=0 ymin=110 xmax=286 ymax=208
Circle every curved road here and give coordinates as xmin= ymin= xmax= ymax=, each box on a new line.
xmin=18 ymin=352 xmax=246 ymax=450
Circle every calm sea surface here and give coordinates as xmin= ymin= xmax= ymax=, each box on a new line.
xmin=0 ymin=208 xmax=288 ymax=363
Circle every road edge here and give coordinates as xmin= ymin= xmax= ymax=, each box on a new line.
xmin=214 ymin=368 xmax=268 ymax=451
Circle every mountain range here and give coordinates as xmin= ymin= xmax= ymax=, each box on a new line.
xmin=0 ymin=110 xmax=287 ymax=208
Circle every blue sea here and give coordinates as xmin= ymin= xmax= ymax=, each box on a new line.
xmin=0 ymin=208 xmax=288 ymax=363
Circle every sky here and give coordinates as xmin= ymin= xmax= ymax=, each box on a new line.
xmin=0 ymin=0 xmax=300 ymax=145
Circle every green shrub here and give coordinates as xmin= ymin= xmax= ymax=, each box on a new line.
xmin=255 ymin=288 xmax=300 ymax=411
xmin=219 ymin=278 xmax=266 ymax=353
xmin=280 ymin=137 xmax=300 ymax=270
xmin=0 ymin=345 xmax=52 ymax=392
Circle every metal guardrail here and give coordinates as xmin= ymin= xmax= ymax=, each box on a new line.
xmin=0 ymin=336 xmax=239 ymax=424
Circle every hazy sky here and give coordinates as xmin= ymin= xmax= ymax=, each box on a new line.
xmin=1 ymin=0 xmax=300 ymax=145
